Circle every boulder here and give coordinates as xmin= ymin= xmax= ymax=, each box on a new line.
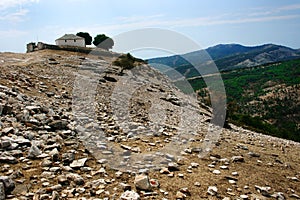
xmin=0 ymin=176 xmax=15 ymax=194
xmin=134 ymin=174 xmax=151 ymax=191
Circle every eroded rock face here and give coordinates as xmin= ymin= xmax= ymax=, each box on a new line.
xmin=0 ymin=50 xmax=299 ymax=199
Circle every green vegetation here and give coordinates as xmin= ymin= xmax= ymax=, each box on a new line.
xmin=76 ymin=32 xmax=93 ymax=45
xmin=189 ymin=59 xmax=300 ymax=142
xmin=113 ymin=53 xmax=147 ymax=74
xmin=93 ymin=34 xmax=114 ymax=50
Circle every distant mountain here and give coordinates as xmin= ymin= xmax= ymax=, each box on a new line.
xmin=148 ymin=44 xmax=300 ymax=77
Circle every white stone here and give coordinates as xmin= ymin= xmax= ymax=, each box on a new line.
xmin=240 ymin=194 xmax=249 ymax=199
xmin=232 ymin=172 xmax=239 ymax=176
xmin=70 ymin=158 xmax=88 ymax=168
xmin=207 ymin=186 xmax=218 ymax=196
xmin=120 ymin=190 xmax=140 ymax=200
xmin=213 ymin=170 xmax=221 ymax=175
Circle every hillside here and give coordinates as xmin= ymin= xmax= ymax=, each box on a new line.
xmin=190 ymin=59 xmax=300 ymax=142
xmin=0 ymin=49 xmax=299 ymax=199
xmin=148 ymin=44 xmax=300 ymax=78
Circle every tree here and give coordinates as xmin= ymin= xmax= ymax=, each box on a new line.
xmin=76 ymin=32 xmax=92 ymax=45
xmin=93 ymin=34 xmax=114 ymax=50
xmin=112 ymin=53 xmax=147 ymax=75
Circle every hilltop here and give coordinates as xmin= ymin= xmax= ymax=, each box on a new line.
xmin=0 ymin=49 xmax=299 ymax=199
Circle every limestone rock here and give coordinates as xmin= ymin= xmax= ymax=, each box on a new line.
xmin=207 ymin=186 xmax=218 ymax=196
xmin=231 ymin=156 xmax=244 ymax=162
xmin=120 ymin=190 xmax=140 ymax=200
xmin=0 ymin=176 xmax=15 ymax=194
xmin=66 ymin=173 xmax=84 ymax=185
xmin=49 ymin=148 xmax=60 ymax=161
xmin=240 ymin=194 xmax=249 ymax=199
xmin=0 ymin=156 xmax=17 ymax=164
xmin=168 ymin=162 xmax=180 ymax=171
xmin=28 ymin=145 xmax=42 ymax=158
xmin=272 ymin=192 xmax=286 ymax=200
xmin=49 ymin=120 xmax=68 ymax=130
xmin=57 ymin=175 xmax=69 ymax=186
xmin=70 ymin=158 xmax=88 ymax=168
xmin=248 ymin=152 xmax=260 ymax=158
xmin=212 ymin=170 xmax=221 ymax=175
xmin=134 ymin=174 xmax=151 ymax=191
xmin=176 ymin=191 xmax=186 ymax=199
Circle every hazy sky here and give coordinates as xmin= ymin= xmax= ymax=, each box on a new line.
xmin=1 ymin=0 xmax=300 ymax=58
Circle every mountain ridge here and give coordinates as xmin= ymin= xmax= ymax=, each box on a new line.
xmin=148 ymin=43 xmax=300 ymax=76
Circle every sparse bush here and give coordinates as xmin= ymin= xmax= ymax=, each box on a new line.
xmin=112 ymin=53 xmax=147 ymax=74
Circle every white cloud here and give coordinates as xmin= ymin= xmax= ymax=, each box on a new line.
xmin=0 ymin=9 xmax=29 ymax=22
xmin=170 ymin=15 xmax=300 ymax=27
xmin=0 ymin=0 xmax=39 ymax=23
xmin=278 ymin=3 xmax=300 ymax=11
xmin=0 ymin=0 xmax=39 ymax=10
xmin=248 ymin=3 xmax=300 ymax=17
xmin=82 ymin=13 xmax=300 ymax=33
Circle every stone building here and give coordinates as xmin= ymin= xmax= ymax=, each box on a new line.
xmin=55 ymin=34 xmax=85 ymax=47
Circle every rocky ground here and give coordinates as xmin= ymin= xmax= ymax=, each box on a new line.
xmin=0 ymin=49 xmax=299 ymax=200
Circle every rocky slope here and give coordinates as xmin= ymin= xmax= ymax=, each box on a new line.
xmin=0 ymin=49 xmax=299 ymax=200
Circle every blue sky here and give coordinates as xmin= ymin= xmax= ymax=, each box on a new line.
xmin=1 ymin=0 xmax=300 ymax=58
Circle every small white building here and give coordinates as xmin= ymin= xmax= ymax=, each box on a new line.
xmin=55 ymin=34 xmax=85 ymax=47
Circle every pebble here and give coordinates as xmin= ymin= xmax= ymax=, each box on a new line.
xmin=248 ymin=152 xmax=260 ymax=158
xmin=232 ymin=171 xmax=239 ymax=176
xmin=240 ymin=194 xmax=249 ymax=199
xmin=212 ymin=170 xmax=221 ymax=175
xmin=176 ymin=191 xmax=186 ymax=199
xmin=231 ymin=156 xmax=244 ymax=162
xmin=70 ymin=158 xmax=88 ymax=168
xmin=160 ymin=167 xmax=170 ymax=174
xmin=28 ymin=145 xmax=42 ymax=158
xmin=66 ymin=173 xmax=84 ymax=185
xmin=207 ymin=186 xmax=218 ymax=196
xmin=168 ymin=162 xmax=180 ymax=171
xmin=190 ymin=162 xmax=199 ymax=168
xmin=178 ymin=173 xmax=184 ymax=178
xmin=220 ymin=165 xmax=229 ymax=170
xmin=120 ymin=190 xmax=140 ymax=200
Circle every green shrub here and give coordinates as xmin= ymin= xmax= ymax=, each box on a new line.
xmin=112 ymin=53 xmax=147 ymax=74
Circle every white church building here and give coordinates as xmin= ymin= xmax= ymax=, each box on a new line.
xmin=55 ymin=34 xmax=85 ymax=47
